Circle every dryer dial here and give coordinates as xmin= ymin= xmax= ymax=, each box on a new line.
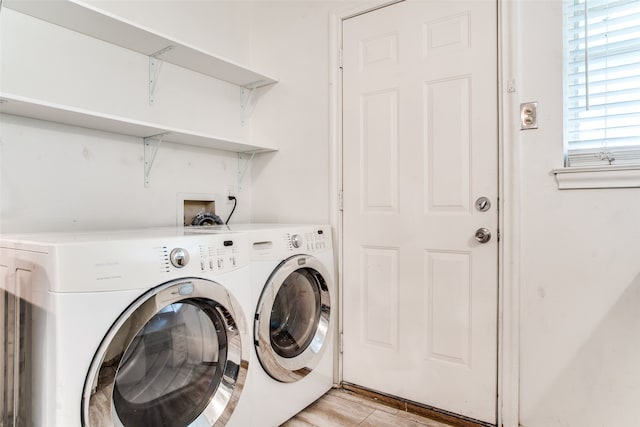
xmin=170 ymin=248 xmax=190 ymax=268
xmin=291 ymin=234 xmax=303 ymax=248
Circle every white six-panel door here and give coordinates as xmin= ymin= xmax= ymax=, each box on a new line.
xmin=342 ymin=0 xmax=498 ymax=423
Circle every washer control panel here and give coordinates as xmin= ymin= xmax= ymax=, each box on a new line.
xmin=160 ymin=235 xmax=248 ymax=276
xmin=197 ymin=240 xmax=241 ymax=273
xmin=46 ymin=231 xmax=249 ymax=292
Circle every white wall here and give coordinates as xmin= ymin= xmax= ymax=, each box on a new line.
xmin=0 ymin=3 xmax=254 ymax=233
xmin=511 ymin=1 xmax=640 ymax=426
xmin=0 ymin=115 xmax=247 ymax=232
xmin=249 ymin=1 xmax=348 ymax=224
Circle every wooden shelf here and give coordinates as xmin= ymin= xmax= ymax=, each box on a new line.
xmin=0 ymin=93 xmax=278 ymax=153
xmin=4 ymin=0 xmax=278 ymax=89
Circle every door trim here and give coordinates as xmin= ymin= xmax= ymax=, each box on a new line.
xmin=328 ymin=1 xmax=521 ymax=426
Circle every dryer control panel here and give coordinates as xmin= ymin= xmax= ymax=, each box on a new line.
xmin=286 ymin=229 xmax=329 ymax=253
xmin=246 ymin=225 xmax=333 ymax=261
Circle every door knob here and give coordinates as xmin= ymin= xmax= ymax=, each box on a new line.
xmin=475 ymin=228 xmax=491 ymax=243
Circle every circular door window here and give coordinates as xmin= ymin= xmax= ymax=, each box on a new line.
xmin=82 ymin=278 xmax=249 ymax=427
xmin=255 ymin=255 xmax=332 ymax=383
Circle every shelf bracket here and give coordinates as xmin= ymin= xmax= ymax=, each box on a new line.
xmin=237 ymin=151 xmax=256 ymax=190
xmin=144 ymin=132 xmax=169 ymax=187
xmin=240 ymin=87 xmax=256 ymax=128
xmin=149 ymin=45 xmax=175 ymax=105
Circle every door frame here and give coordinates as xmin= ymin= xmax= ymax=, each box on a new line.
xmin=328 ymin=1 xmax=521 ymax=426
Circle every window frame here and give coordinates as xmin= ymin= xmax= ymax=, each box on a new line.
xmin=556 ymin=0 xmax=640 ymax=189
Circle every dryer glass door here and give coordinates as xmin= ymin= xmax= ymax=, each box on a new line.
xmin=255 ymin=255 xmax=332 ymax=383
xmin=270 ymin=268 xmax=321 ymax=358
xmin=83 ymin=278 xmax=249 ymax=427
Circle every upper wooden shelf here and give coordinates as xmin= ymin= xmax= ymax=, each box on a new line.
xmin=0 ymin=93 xmax=278 ymax=153
xmin=3 ymin=0 xmax=278 ymax=89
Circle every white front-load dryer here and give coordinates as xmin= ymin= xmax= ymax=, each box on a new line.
xmin=0 ymin=227 xmax=253 ymax=427
xmin=221 ymin=224 xmax=337 ymax=426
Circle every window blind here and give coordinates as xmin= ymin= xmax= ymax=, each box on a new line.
xmin=563 ymin=0 xmax=640 ymax=167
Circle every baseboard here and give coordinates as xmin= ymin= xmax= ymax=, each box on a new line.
xmin=340 ymin=383 xmax=494 ymax=427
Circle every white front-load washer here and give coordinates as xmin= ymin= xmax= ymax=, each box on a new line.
xmin=219 ymin=224 xmax=337 ymax=426
xmin=0 ymin=227 xmax=253 ymax=427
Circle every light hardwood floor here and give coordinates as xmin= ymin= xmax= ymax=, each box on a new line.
xmin=281 ymin=388 xmax=453 ymax=427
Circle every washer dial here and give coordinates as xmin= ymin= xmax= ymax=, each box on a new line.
xmin=170 ymin=248 xmax=190 ymax=268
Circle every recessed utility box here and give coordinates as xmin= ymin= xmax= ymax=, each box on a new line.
xmin=183 ymin=199 xmax=216 ymax=226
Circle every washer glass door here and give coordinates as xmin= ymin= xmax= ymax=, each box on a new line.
xmin=255 ymin=255 xmax=331 ymax=383
xmin=83 ymin=278 xmax=248 ymax=427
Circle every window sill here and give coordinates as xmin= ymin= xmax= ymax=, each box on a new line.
xmin=552 ymin=166 xmax=640 ymax=190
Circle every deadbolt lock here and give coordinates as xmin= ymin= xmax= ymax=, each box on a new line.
xmin=475 ymin=197 xmax=491 ymax=212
